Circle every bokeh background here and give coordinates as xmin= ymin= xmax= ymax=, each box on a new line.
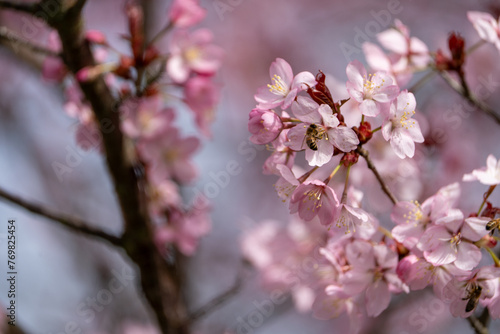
xmin=1 ymin=0 xmax=500 ymax=333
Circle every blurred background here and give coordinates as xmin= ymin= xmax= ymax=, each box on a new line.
xmin=1 ymin=0 xmax=500 ymax=333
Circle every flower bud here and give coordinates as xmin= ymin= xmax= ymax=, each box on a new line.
xmin=248 ymin=109 xmax=283 ymax=145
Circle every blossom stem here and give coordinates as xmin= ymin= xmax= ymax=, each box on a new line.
xmin=477 ymin=185 xmax=497 ymax=216
xmin=466 ymin=39 xmax=487 ymax=54
xmin=361 ymin=115 xmax=365 ymax=123
xmin=485 ymin=247 xmax=500 ymax=267
xmin=438 ymin=70 xmax=500 ymax=125
xmin=324 ymin=163 xmax=342 ymax=184
xmin=372 ymin=126 xmax=381 ymax=133
xmin=378 ymin=226 xmax=393 ymax=239
xmin=408 ymin=70 xmax=436 ymax=93
xmin=280 ymin=117 xmax=302 ymax=123
xmin=148 ymin=21 xmax=174 ymax=47
xmin=341 ymin=164 xmax=352 ymax=203
xmin=357 ymin=147 xmax=398 ymax=204
xmin=298 ymin=166 xmax=319 ymax=183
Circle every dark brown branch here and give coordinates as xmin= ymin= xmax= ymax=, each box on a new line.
xmin=0 ymin=187 xmax=122 ymax=246
xmin=0 ymin=1 xmax=40 ymax=14
xmin=189 ymin=272 xmax=243 ymax=322
xmin=47 ymin=3 xmax=188 ymax=334
xmin=0 ymin=26 xmax=59 ymax=57
xmin=356 ymin=147 xmax=398 ymax=205
xmin=438 ymin=71 xmax=500 ymax=125
xmin=467 ymin=315 xmax=489 ymax=334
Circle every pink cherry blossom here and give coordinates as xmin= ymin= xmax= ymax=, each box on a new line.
xmin=184 ymin=76 xmax=220 ymax=137
xmin=376 ymin=19 xmax=430 ymax=69
xmin=467 ymin=11 xmax=500 ymax=51
xmin=155 ymin=197 xmax=211 ymax=256
xmin=390 ymin=183 xmax=459 ymax=249
xmin=443 ymin=266 xmax=500 ymax=318
xmin=331 ymin=203 xmax=377 ymax=239
xmin=397 ymin=254 xmax=469 ymax=300
xmin=248 ymin=109 xmax=283 ymax=145
xmin=289 ymin=180 xmax=340 ymax=226
xmin=273 ymin=164 xmax=300 ymax=200
xmin=341 ymin=241 xmax=408 ymax=317
xmin=167 ymin=28 xmax=224 ymax=83
xmin=286 ymin=97 xmax=359 ymax=167
xmin=121 ymin=96 xmax=174 ymax=139
xmin=463 ymin=154 xmax=500 ymax=185
xmin=345 ymin=60 xmax=399 ymax=117
xmin=418 ymin=210 xmax=486 ymax=271
xmin=168 ymin=0 xmax=206 ymax=28
xmin=362 ymin=42 xmax=413 ymax=86
xmin=138 ymin=128 xmax=200 ymax=184
xmin=381 ymin=90 xmax=424 ymax=159
xmin=254 ymin=58 xmax=316 ymax=110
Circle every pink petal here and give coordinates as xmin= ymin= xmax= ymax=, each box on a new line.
xmin=455 ymin=242 xmax=481 ymax=271
xmin=328 ymin=127 xmax=359 ymax=152
xmin=305 ymin=138 xmax=333 ymax=167
xmin=270 ymin=58 xmax=293 ymax=87
xmin=366 ymin=280 xmax=390 ymax=317
xmin=346 ymin=60 xmax=366 ymax=92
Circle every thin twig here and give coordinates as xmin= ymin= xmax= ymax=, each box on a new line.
xmin=467 ymin=315 xmax=489 ymax=334
xmin=438 ymin=71 xmax=500 ymax=125
xmin=189 ymin=272 xmax=244 ymax=322
xmin=0 ymin=26 xmax=60 ymax=57
xmin=0 ymin=0 xmax=40 ymax=14
xmin=0 ymin=187 xmax=122 ymax=246
xmin=356 ymin=147 xmax=398 ymax=205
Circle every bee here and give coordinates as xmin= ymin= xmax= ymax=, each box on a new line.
xmin=463 ymin=283 xmax=482 ymax=313
xmin=486 ymin=218 xmax=500 ymax=232
xmin=304 ymin=124 xmax=327 ymax=151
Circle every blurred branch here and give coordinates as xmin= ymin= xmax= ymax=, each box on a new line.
xmin=0 ymin=187 xmax=122 ymax=246
xmin=189 ymin=271 xmax=244 ymax=322
xmin=0 ymin=1 xmax=40 ymax=14
xmin=467 ymin=315 xmax=489 ymax=334
xmin=356 ymin=147 xmax=398 ymax=205
xmin=438 ymin=70 xmax=500 ymax=125
xmin=45 ymin=2 xmax=189 ymax=334
xmin=0 ymin=26 xmax=59 ymax=57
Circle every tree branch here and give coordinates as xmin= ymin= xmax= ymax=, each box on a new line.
xmin=0 ymin=1 xmax=40 ymax=14
xmin=356 ymin=147 xmax=398 ymax=205
xmin=467 ymin=315 xmax=489 ymax=334
xmin=438 ymin=70 xmax=500 ymax=125
xmin=189 ymin=272 xmax=243 ymax=322
xmin=0 ymin=187 xmax=122 ymax=246
xmin=0 ymin=26 xmax=59 ymax=57
xmin=47 ymin=3 xmax=189 ymax=334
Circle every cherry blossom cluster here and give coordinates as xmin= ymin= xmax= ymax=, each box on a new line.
xmin=42 ymin=0 xmax=223 ymax=256
xmin=244 ymin=14 xmax=500 ymax=333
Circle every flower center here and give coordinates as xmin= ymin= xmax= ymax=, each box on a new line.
xmin=363 ymin=73 xmax=384 ymax=98
xmin=185 ymin=47 xmax=201 ymax=62
xmin=398 ymin=109 xmax=416 ymax=130
xmin=267 ymin=74 xmax=288 ymax=96
xmin=450 ymin=232 xmax=462 ymax=251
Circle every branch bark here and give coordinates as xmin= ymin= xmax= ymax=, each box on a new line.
xmin=438 ymin=70 xmax=500 ymax=125
xmin=36 ymin=2 xmax=189 ymax=333
xmin=0 ymin=187 xmax=122 ymax=246
xmin=356 ymin=147 xmax=398 ymax=205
